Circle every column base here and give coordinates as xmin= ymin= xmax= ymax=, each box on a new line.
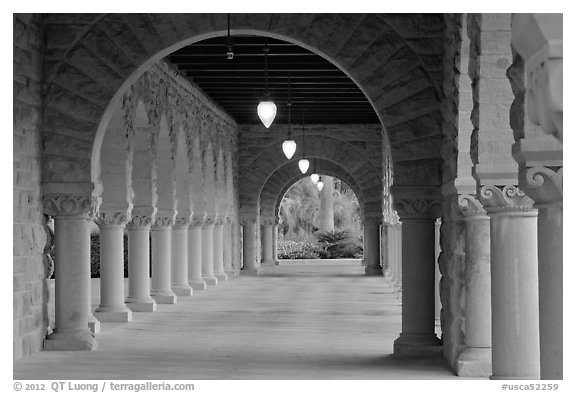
xmin=202 ymin=275 xmax=218 ymax=285
xmin=214 ymin=272 xmax=228 ymax=282
xmin=44 ymin=329 xmax=96 ymax=351
xmin=172 ymin=284 xmax=193 ymax=297
xmin=365 ymin=265 xmax=383 ymax=276
xmin=189 ymin=279 xmax=207 ymax=291
xmin=224 ymin=269 xmax=236 ymax=278
xmin=393 ymin=333 xmax=442 ymax=357
xmin=260 ymin=261 xmax=275 ymax=267
xmin=241 ymin=267 xmax=261 ymax=276
xmin=88 ymin=315 xmax=100 ymax=334
xmin=456 ymin=347 xmax=492 ymax=377
xmin=151 ymin=292 xmax=177 ymax=304
xmin=125 ymin=298 xmax=157 ymax=312
xmin=94 ymin=309 xmax=133 ymax=322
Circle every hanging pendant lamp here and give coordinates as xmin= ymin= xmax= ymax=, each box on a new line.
xmin=226 ymin=14 xmax=234 ymax=60
xmin=298 ymin=109 xmax=309 ymax=174
xmin=317 ymin=175 xmax=325 ymax=191
xmin=310 ymin=158 xmax=319 ymax=183
xmin=282 ymin=72 xmax=297 ymax=159
xmin=257 ymin=39 xmax=277 ymax=128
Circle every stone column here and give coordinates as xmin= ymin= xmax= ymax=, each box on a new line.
xmin=272 ymin=221 xmax=279 ymax=264
xmin=43 ymin=194 xmax=96 ymax=351
xmin=223 ymin=217 xmax=235 ymax=277
xmin=319 ymin=176 xmax=334 ymax=231
xmin=125 ymin=213 xmax=157 ymax=312
xmin=456 ymin=195 xmax=492 ymax=377
xmin=434 ymin=218 xmax=441 ymax=327
xmin=382 ymin=223 xmax=393 ymax=283
xmin=394 ymin=223 xmax=403 ymax=296
xmin=94 ymin=211 xmax=132 ymax=322
xmin=260 ymin=216 xmax=275 ymax=266
xmin=479 ymin=185 xmax=540 ymax=379
xmin=213 ymin=216 xmax=228 ymax=282
xmin=393 ymin=198 xmax=442 ymax=356
xmin=515 ymin=156 xmax=563 ymax=379
xmin=188 ymin=215 xmax=207 ymax=290
xmin=150 ymin=216 xmax=177 ymax=304
xmin=201 ymin=215 xmax=218 ymax=285
xmin=171 ymin=216 xmax=193 ymax=296
xmin=364 ymin=215 xmax=383 ymax=276
xmin=241 ymin=216 xmax=260 ymax=275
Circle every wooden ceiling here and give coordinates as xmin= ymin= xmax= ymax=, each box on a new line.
xmin=168 ymin=35 xmax=380 ymax=125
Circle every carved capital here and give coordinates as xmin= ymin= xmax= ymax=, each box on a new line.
xmin=127 ymin=215 xmax=154 ymax=229
xmin=213 ymin=216 xmax=225 ymax=227
xmin=152 ymin=216 xmax=175 ymax=229
xmin=394 ymin=198 xmax=441 ymax=220
xmin=457 ymin=194 xmax=487 ymax=218
xmin=240 ymin=216 xmax=258 ymax=226
xmin=364 ymin=215 xmax=383 ymax=226
xmin=43 ymin=194 xmax=96 ymax=219
xmin=260 ymin=216 xmax=277 ymax=227
xmin=519 ymin=166 xmax=562 ymax=208
xmin=95 ymin=211 xmax=129 ymax=228
xmin=173 ymin=215 xmax=191 ymax=229
xmin=478 ymin=185 xmax=535 ymax=214
xmin=203 ymin=215 xmax=215 ymax=226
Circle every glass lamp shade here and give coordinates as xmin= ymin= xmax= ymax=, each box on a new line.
xmin=298 ymin=159 xmax=310 ymax=174
xmin=282 ymin=139 xmax=297 ymax=159
xmin=257 ymin=101 xmax=277 ymax=128
xmin=317 ymin=179 xmax=325 ymax=192
xmin=310 ymin=173 xmax=319 ymax=184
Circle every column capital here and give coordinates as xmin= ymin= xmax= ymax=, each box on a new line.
xmin=478 ymin=185 xmax=535 ymax=214
xmin=152 ymin=211 xmax=175 ymax=230
xmin=364 ymin=215 xmax=383 ymax=226
xmin=95 ymin=211 xmax=130 ymax=228
xmin=394 ymin=198 xmax=441 ymax=220
xmin=42 ymin=194 xmax=97 ymax=219
xmin=519 ymin=166 xmax=562 ymax=208
xmin=189 ymin=212 xmax=206 ymax=227
xmin=127 ymin=214 xmax=154 ymax=229
xmin=457 ymin=194 xmax=487 ymax=218
xmin=173 ymin=215 xmax=191 ymax=229
xmin=260 ymin=216 xmax=277 ymax=227
xmin=203 ymin=214 xmax=216 ymax=227
xmin=213 ymin=216 xmax=225 ymax=227
xmin=240 ymin=215 xmax=258 ymax=226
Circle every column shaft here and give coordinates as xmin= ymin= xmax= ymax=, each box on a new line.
xmin=364 ymin=219 xmax=382 ymax=275
xmin=490 ymin=211 xmax=540 ymax=379
xmin=393 ymin=218 xmax=441 ymax=356
xmin=201 ymin=222 xmax=217 ymax=285
xmin=242 ymin=219 xmax=260 ymax=274
xmin=223 ymin=220 xmax=234 ymax=277
xmin=538 ymin=206 xmax=562 ymax=379
xmin=44 ymin=214 xmax=96 ymax=350
xmin=456 ymin=213 xmax=492 ymax=377
xmin=261 ymin=224 xmax=274 ymax=265
xmin=151 ymin=225 xmax=177 ymax=303
xmin=171 ymin=224 xmax=193 ymax=296
xmin=126 ymin=222 xmax=156 ymax=312
xmin=187 ymin=223 xmax=207 ymax=290
xmin=213 ymin=223 xmax=228 ymax=282
xmin=95 ymin=223 xmax=132 ymax=322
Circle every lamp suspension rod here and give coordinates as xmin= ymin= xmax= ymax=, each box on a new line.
xmin=264 ymin=39 xmax=270 ymax=97
xmin=288 ymin=71 xmax=292 ymax=138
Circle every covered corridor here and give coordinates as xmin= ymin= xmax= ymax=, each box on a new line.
xmin=14 ymin=262 xmax=456 ymax=380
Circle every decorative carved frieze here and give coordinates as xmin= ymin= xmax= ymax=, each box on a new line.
xmin=456 ymin=194 xmax=487 ymax=219
xmin=42 ymin=194 xmax=97 ymax=218
xmin=127 ymin=215 xmax=154 ymax=229
xmin=240 ymin=216 xmax=258 ymax=226
xmin=173 ymin=215 xmax=192 ymax=229
xmin=152 ymin=216 xmax=175 ymax=230
xmin=203 ymin=215 xmax=215 ymax=226
xmin=94 ymin=211 xmax=129 ymax=228
xmin=478 ymin=185 xmax=534 ymax=213
xmin=394 ymin=198 xmax=442 ymax=220
xmin=260 ymin=216 xmax=277 ymax=227
xmin=519 ymin=166 xmax=563 ymax=207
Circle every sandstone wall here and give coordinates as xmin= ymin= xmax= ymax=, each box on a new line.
xmin=13 ymin=13 xmax=49 ymax=360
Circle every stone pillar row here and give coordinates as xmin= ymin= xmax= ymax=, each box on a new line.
xmin=42 ymin=197 xmax=242 ymax=353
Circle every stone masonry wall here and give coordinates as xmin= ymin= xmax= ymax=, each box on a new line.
xmin=13 ymin=14 xmax=48 ymax=360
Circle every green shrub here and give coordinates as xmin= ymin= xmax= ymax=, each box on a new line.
xmin=315 ymin=229 xmax=363 ymax=259
xmin=277 ymin=240 xmax=323 ymax=259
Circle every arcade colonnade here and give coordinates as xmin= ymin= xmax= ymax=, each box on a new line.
xmin=12 ymin=13 xmax=562 ymax=380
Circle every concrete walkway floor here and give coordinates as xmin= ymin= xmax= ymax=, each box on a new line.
xmin=14 ymin=262 xmax=460 ymax=380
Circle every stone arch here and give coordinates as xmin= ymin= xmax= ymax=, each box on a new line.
xmin=190 ymin=136 xmax=205 ymax=219
xmin=202 ymin=142 xmax=217 ymax=216
xmin=174 ymin=125 xmax=192 ymax=219
xmin=240 ymin=135 xmax=382 ymax=215
xmin=259 ymin=159 xmax=366 ymax=218
xmin=215 ymin=148 xmax=226 ymax=217
xmin=41 ymin=14 xmax=445 ymax=198
xmin=155 ymin=115 xmax=176 ymax=218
